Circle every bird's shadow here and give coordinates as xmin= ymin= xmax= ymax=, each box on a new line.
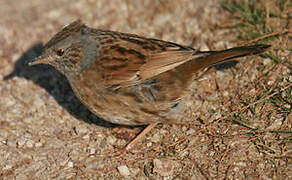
xmin=4 ymin=43 xmax=116 ymax=128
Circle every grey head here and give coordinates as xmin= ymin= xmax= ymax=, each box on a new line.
xmin=29 ymin=20 xmax=98 ymax=78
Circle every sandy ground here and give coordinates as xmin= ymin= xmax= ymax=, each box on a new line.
xmin=0 ymin=0 xmax=291 ymax=179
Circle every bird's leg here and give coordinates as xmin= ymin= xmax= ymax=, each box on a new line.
xmin=103 ymin=122 xmax=159 ymax=157
xmin=124 ymin=122 xmax=159 ymax=151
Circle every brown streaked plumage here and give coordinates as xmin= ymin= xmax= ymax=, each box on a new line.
xmin=29 ymin=20 xmax=270 ymax=151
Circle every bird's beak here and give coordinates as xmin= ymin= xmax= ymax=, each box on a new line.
xmin=28 ymin=55 xmax=54 ymax=66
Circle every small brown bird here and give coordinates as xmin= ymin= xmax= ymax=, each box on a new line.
xmin=29 ymin=20 xmax=270 ymax=151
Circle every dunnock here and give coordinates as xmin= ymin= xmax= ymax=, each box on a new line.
xmin=29 ymin=20 xmax=270 ymax=151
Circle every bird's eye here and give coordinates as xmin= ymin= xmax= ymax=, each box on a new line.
xmin=56 ymin=49 xmax=64 ymax=56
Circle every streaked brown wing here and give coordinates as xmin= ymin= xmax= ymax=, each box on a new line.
xmin=92 ymin=31 xmax=198 ymax=88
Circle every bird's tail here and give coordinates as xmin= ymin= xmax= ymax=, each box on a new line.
xmin=193 ymin=44 xmax=271 ymax=69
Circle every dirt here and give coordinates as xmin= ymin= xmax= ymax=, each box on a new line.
xmin=0 ymin=0 xmax=291 ymax=179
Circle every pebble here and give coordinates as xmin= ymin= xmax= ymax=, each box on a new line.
xmin=130 ymin=168 xmax=140 ymax=177
xmin=26 ymin=139 xmax=34 ymax=148
xmin=266 ymin=117 xmax=283 ymax=130
xmin=151 ymin=133 xmax=160 ymax=143
xmin=68 ymin=161 xmax=74 ymax=168
xmin=17 ymin=138 xmax=26 ymax=147
xmin=3 ymin=164 xmax=13 ymax=170
xmin=88 ymin=147 xmax=96 ymax=154
xmin=117 ymin=165 xmax=130 ymax=177
xmin=263 ymin=58 xmax=272 ymax=65
xmin=82 ymin=134 xmax=90 ymax=140
xmin=106 ymin=136 xmax=116 ymax=144
xmin=153 ymin=159 xmax=175 ymax=177
xmin=35 ymin=142 xmax=43 ymax=148
xmin=146 ymin=142 xmax=152 ymax=147
xmin=75 ymin=125 xmax=89 ymax=135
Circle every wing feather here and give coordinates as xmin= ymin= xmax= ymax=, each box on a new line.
xmin=139 ymin=50 xmax=202 ymax=81
xmin=93 ymin=32 xmax=197 ymax=88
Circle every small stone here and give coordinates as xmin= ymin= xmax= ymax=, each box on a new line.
xmin=222 ymin=91 xmax=229 ymax=97
xmin=267 ymin=117 xmax=283 ymax=130
xmin=96 ymin=133 xmax=104 ymax=139
xmin=233 ymin=167 xmax=239 ymax=172
xmin=23 ymin=116 xmax=34 ymax=124
xmin=17 ymin=138 xmax=26 ymax=147
xmin=130 ymin=168 xmax=140 ymax=177
xmin=35 ymin=142 xmax=43 ymax=148
xmin=34 ymin=98 xmax=45 ymax=107
xmin=75 ymin=125 xmax=89 ymax=135
xmin=182 ymin=126 xmax=187 ymax=131
xmin=267 ymin=81 xmax=274 ymax=85
xmin=146 ymin=142 xmax=152 ymax=147
xmin=263 ymin=58 xmax=272 ymax=65
xmin=117 ymin=165 xmax=130 ymax=177
xmin=1 ymin=140 xmax=7 ymax=145
xmin=25 ymin=140 xmax=34 ymax=148
xmin=82 ymin=134 xmax=90 ymax=140
xmin=151 ymin=133 xmax=160 ymax=143
xmin=215 ymin=113 xmax=222 ymax=119
xmin=180 ymin=151 xmax=189 ymax=158
xmin=3 ymin=164 xmax=13 ymax=170
xmin=153 ymin=158 xmax=175 ymax=176
xmin=88 ymin=147 xmax=96 ymax=154
xmin=186 ymin=128 xmax=195 ymax=135
xmin=107 ymin=136 xmax=116 ymax=144
xmin=68 ymin=161 xmax=74 ymax=168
